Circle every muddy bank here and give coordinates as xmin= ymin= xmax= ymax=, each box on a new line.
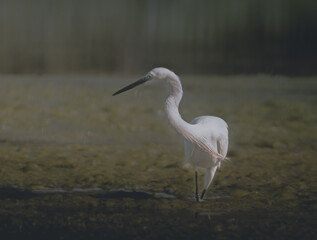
xmin=0 ymin=74 xmax=316 ymax=239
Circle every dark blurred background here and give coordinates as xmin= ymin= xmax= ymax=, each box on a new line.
xmin=0 ymin=0 xmax=316 ymax=75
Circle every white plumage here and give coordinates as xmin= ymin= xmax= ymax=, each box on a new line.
xmin=113 ymin=67 xmax=229 ymax=201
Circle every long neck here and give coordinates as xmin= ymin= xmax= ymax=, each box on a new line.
xmin=164 ymin=72 xmax=227 ymax=160
xmin=165 ymin=73 xmax=193 ymax=138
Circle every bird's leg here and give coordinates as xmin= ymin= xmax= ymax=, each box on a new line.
xmin=201 ymin=167 xmax=218 ymax=201
xmin=195 ymin=169 xmax=199 ymax=202
xmin=200 ymin=189 xmax=206 ymax=200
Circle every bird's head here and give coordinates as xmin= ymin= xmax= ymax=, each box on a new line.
xmin=149 ymin=67 xmax=173 ymax=80
xmin=112 ymin=67 xmax=173 ymax=96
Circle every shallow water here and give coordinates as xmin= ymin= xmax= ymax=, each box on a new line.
xmin=0 ymin=74 xmax=316 ymax=239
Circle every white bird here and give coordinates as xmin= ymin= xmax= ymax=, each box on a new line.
xmin=113 ymin=67 xmax=229 ymax=202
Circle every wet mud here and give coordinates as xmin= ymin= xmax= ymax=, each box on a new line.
xmin=0 ymin=74 xmax=316 ymax=239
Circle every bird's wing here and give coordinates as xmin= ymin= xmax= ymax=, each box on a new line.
xmin=187 ymin=116 xmax=229 ymax=160
xmin=202 ymin=136 xmax=229 ymax=160
xmin=185 ymin=133 xmax=228 ymax=161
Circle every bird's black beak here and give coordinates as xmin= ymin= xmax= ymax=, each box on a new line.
xmin=112 ymin=75 xmax=152 ymax=96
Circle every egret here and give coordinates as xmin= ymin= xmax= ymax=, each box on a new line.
xmin=113 ymin=67 xmax=229 ymax=202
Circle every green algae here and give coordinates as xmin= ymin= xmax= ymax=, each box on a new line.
xmin=0 ymin=74 xmax=316 ymax=239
